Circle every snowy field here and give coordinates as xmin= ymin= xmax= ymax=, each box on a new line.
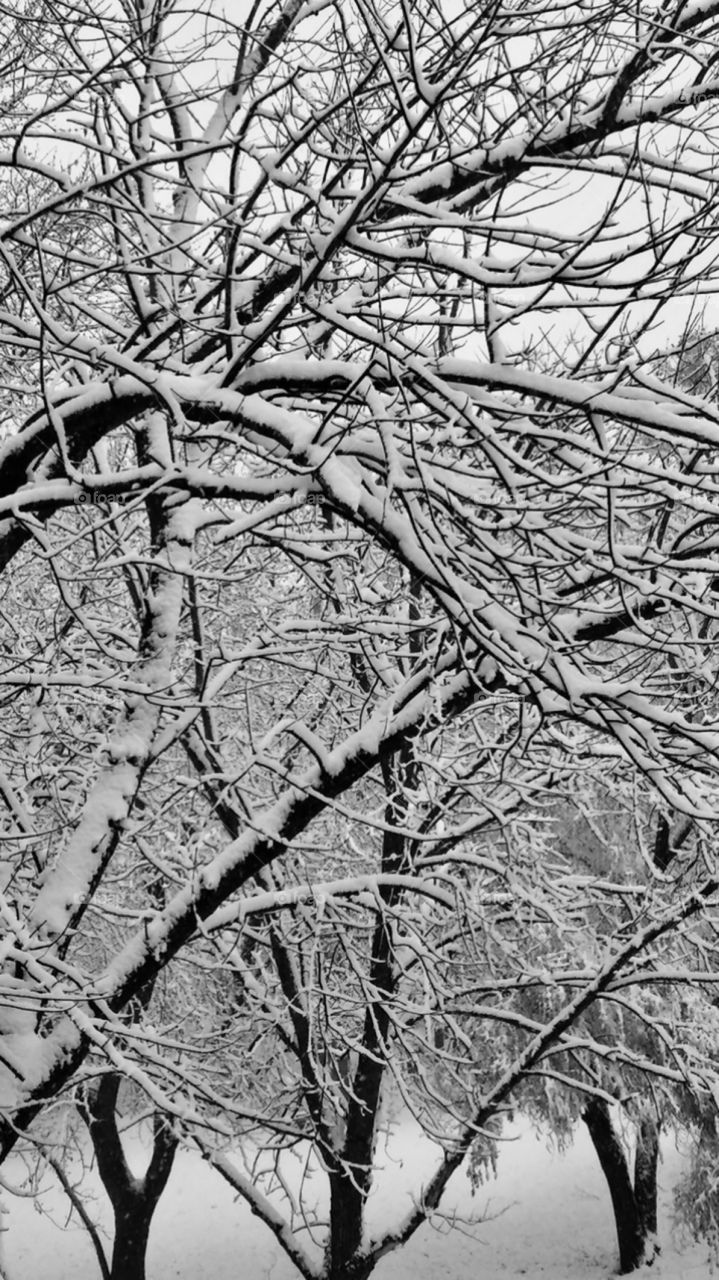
xmin=1 ymin=1118 xmax=711 ymax=1280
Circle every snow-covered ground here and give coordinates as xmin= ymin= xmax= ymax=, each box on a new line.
xmin=1 ymin=1118 xmax=710 ymax=1279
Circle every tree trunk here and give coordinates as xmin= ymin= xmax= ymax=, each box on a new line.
xmin=328 ymin=1172 xmax=365 ymax=1278
xmin=80 ymin=1075 xmax=177 ymax=1280
xmin=110 ymin=1200 xmax=153 ymax=1280
xmin=634 ymin=1114 xmax=660 ymax=1245
xmin=323 ymin=747 xmax=417 ymax=1280
xmin=583 ymin=1099 xmax=647 ymax=1274
xmin=325 ymin=1180 xmax=376 ymax=1280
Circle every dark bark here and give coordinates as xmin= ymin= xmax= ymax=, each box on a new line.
xmin=80 ymin=1074 xmax=177 ymax=1280
xmin=634 ymin=1114 xmax=660 ymax=1242
xmin=326 ymin=735 xmax=418 ymax=1279
xmin=327 ymin=1174 xmax=366 ymax=1279
xmin=583 ymin=1099 xmax=647 ymax=1274
xmin=109 ymin=1203 xmax=154 ymax=1280
xmin=653 ymin=813 xmax=692 ymax=874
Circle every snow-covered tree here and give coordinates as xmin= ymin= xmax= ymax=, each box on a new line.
xmin=4 ymin=0 xmax=719 ymax=1273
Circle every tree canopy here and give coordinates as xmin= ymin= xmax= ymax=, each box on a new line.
xmin=3 ymin=0 xmax=719 ymax=1274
